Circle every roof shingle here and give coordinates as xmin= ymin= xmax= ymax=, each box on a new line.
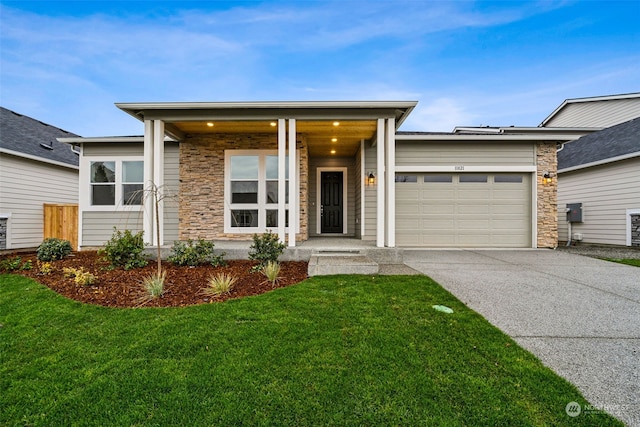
xmin=558 ymin=117 xmax=640 ymax=170
xmin=0 ymin=107 xmax=80 ymax=166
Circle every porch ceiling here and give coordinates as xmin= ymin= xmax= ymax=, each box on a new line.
xmin=172 ymin=119 xmax=377 ymax=157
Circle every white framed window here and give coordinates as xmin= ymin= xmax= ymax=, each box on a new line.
xmin=81 ymin=157 xmax=144 ymax=211
xmin=224 ymin=150 xmax=298 ymax=233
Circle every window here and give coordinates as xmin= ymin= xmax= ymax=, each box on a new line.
xmin=494 ymin=175 xmax=523 ymax=183
xmin=395 ymin=175 xmax=417 ymax=183
xmin=424 ymin=174 xmax=453 ymax=183
xmin=226 ymin=151 xmax=294 ymax=232
xmin=123 ymin=161 xmax=144 ymax=205
xmin=88 ymin=159 xmax=144 ymax=208
xmin=459 ymin=174 xmax=488 ymax=183
xmin=90 ymin=161 xmax=116 ymax=205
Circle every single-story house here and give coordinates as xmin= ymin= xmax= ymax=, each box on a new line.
xmin=557 ymin=117 xmax=640 ymax=246
xmin=60 ymin=101 xmax=587 ymax=251
xmin=0 ymin=107 xmax=80 ymax=250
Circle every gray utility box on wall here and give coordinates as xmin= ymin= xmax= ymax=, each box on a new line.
xmin=566 ymin=203 xmax=583 ymax=223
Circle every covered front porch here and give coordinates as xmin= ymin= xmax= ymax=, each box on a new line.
xmin=117 ymin=101 xmax=417 ymax=249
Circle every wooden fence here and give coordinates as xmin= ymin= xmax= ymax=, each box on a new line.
xmin=43 ymin=204 xmax=78 ymax=250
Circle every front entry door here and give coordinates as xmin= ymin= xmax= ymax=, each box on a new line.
xmin=320 ymin=171 xmax=343 ymax=233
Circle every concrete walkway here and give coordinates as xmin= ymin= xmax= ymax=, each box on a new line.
xmin=403 ymin=249 xmax=640 ymax=426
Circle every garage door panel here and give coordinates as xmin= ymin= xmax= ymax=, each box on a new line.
xmin=396 ymin=173 xmax=531 ymax=247
xmin=421 ymin=218 xmax=454 ymax=229
xmin=458 ymin=189 xmax=490 ymax=199
xmin=458 ymin=204 xmax=489 ymax=214
xmin=422 ymin=204 xmax=455 ymax=214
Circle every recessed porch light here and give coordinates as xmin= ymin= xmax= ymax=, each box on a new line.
xmin=333 ymin=121 xmax=340 ymax=126
xmin=330 ymin=149 xmax=336 ymax=154
xmin=331 ymin=138 xmax=337 ymax=142
xmin=207 ymin=122 xmax=214 ymax=127
xmin=270 ymin=122 xmax=277 ymax=127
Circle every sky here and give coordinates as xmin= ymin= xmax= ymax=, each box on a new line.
xmin=0 ymin=1 xmax=638 ymax=137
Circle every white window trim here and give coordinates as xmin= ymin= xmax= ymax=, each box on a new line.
xmin=80 ymin=156 xmax=145 ymax=212
xmin=0 ymin=212 xmax=12 ymax=250
xmin=627 ymin=209 xmax=640 ymax=247
xmin=316 ymin=167 xmax=348 ymax=235
xmin=224 ymin=149 xmax=300 ymax=234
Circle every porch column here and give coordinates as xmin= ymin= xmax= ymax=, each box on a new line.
xmin=153 ymin=120 xmax=165 ymax=246
xmin=376 ymin=118 xmax=385 ymax=248
xmin=277 ymin=118 xmax=286 ymax=243
xmin=143 ymin=120 xmax=155 ymax=246
xmin=288 ymin=119 xmax=297 ymax=247
xmin=385 ymin=118 xmax=396 ymax=247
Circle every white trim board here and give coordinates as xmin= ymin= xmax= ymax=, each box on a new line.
xmin=627 ymin=209 xmax=640 ymax=247
xmin=395 ymin=165 xmax=537 ymax=173
xmin=316 ymin=167 xmax=349 ymax=235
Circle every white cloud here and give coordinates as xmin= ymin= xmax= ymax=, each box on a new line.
xmin=402 ymin=97 xmax=477 ymax=132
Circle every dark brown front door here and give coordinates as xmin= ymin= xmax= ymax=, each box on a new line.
xmin=321 ymin=171 xmax=343 ymax=233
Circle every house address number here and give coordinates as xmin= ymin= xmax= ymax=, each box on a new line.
xmin=455 ymin=165 xmax=465 ymax=171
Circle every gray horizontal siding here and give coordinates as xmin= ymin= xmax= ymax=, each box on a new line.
xmin=396 ymin=142 xmax=535 ymax=167
xmin=0 ymin=154 xmax=78 ymax=249
xmin=82 ymin=211 xmax=144 ymax=247
xmin=557 ymin=158 xmax=640 ymax=245
xmin=546 ymin=98 xmax=640 ymax=128
xmin=363 ymin=143 xmax=377 ymax=241
xmin=163 ymin=144 xmax=180 ymax=244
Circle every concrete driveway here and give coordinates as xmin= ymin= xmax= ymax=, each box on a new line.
xmin=403 ymin=249 xmax=640 ymax=426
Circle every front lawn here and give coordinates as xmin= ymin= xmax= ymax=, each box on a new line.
xmin=604 ymin=258 xmax=640 ymax=267
xmin=0 ymin=274 xmax=620 ymax=426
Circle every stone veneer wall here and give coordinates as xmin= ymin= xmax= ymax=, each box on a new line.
xmin=536 ymin=142 xmax=558 ymax=248
xmin=179 ymin=133 xmax=308 ymax=241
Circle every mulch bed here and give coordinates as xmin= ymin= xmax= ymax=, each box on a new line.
xmin=2 ymin=251 xmax=308 ymax=308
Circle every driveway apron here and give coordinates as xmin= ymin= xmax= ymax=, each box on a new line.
xmin=404 ymin=249 xmax=640 ymax=426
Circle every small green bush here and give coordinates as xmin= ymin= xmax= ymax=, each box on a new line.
xmin=36 ymin=238 xmax=72 ymax=261
xmin=99 ymin=228 xmax=148 ymax=270
xmin=248 ymin=231 xmax=286 ymax=271
xmin=0 ymin=256 xmax=32 ymax=272
xmin=168 ymin=239 xmax=226 ymax=267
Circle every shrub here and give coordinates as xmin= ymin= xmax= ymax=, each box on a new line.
xmin=62 ymin=267 xmax=96 ymax=286
xmin=261 ymin=261 xmax=281 ymax=286
xmin=168 ymin=239 xmax=226 ymax=267
xmin=0 ymin=256 xmax=31 ymax=272
xmin=248 ymin=231 xmax=286 ymax=271
xmin=139 ymin=271 xmax=166 ymax=302
xmin=203 ymin=273 xmax=237 ymax=297
xmin=74 ymin=270 xmax=97 ymax=286
xmin=36 ymin=238 xmax=72 ymax=261
xmin=38 ymin=261 xmax=54 ymax=275
xmin=99 ymin=228 xmax=147 ymax=270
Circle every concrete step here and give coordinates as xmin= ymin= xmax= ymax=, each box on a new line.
xmin=307 ymin=253 xmax=379 ymax=276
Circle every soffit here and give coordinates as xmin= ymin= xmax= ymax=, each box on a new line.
xmin=172 ymin=119 xmax=377 ymax=157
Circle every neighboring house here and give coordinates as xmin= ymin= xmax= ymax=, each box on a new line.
xmin=60 ymin=101 xmax=586 ymax=250
xmin=0 ymin=107 xmax=80 ymax=250
xmin=557 ymin=117 xmax=640 ymax=246
xmin=540 ymin=92 xmax=640 ymax=247
xmin=540 ymin=92 xmax=640 ymax=128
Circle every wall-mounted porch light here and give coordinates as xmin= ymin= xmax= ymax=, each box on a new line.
xmin=368 ymin=172 xmax=376 ymax=186
xmin=543 ymin=171 xmax=554 ymax=185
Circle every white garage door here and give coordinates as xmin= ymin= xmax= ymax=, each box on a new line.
xmin=396 ymin=173 xmax=532 ymax=247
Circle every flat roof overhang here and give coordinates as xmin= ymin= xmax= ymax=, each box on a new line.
xmin=115 ymin=101 xmax=417 ymax=157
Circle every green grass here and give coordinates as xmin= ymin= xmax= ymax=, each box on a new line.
xmin=604 ymin=258 xmax=640 ymax=267
xmin=1 ymin=274 xmax=621 ymax=426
